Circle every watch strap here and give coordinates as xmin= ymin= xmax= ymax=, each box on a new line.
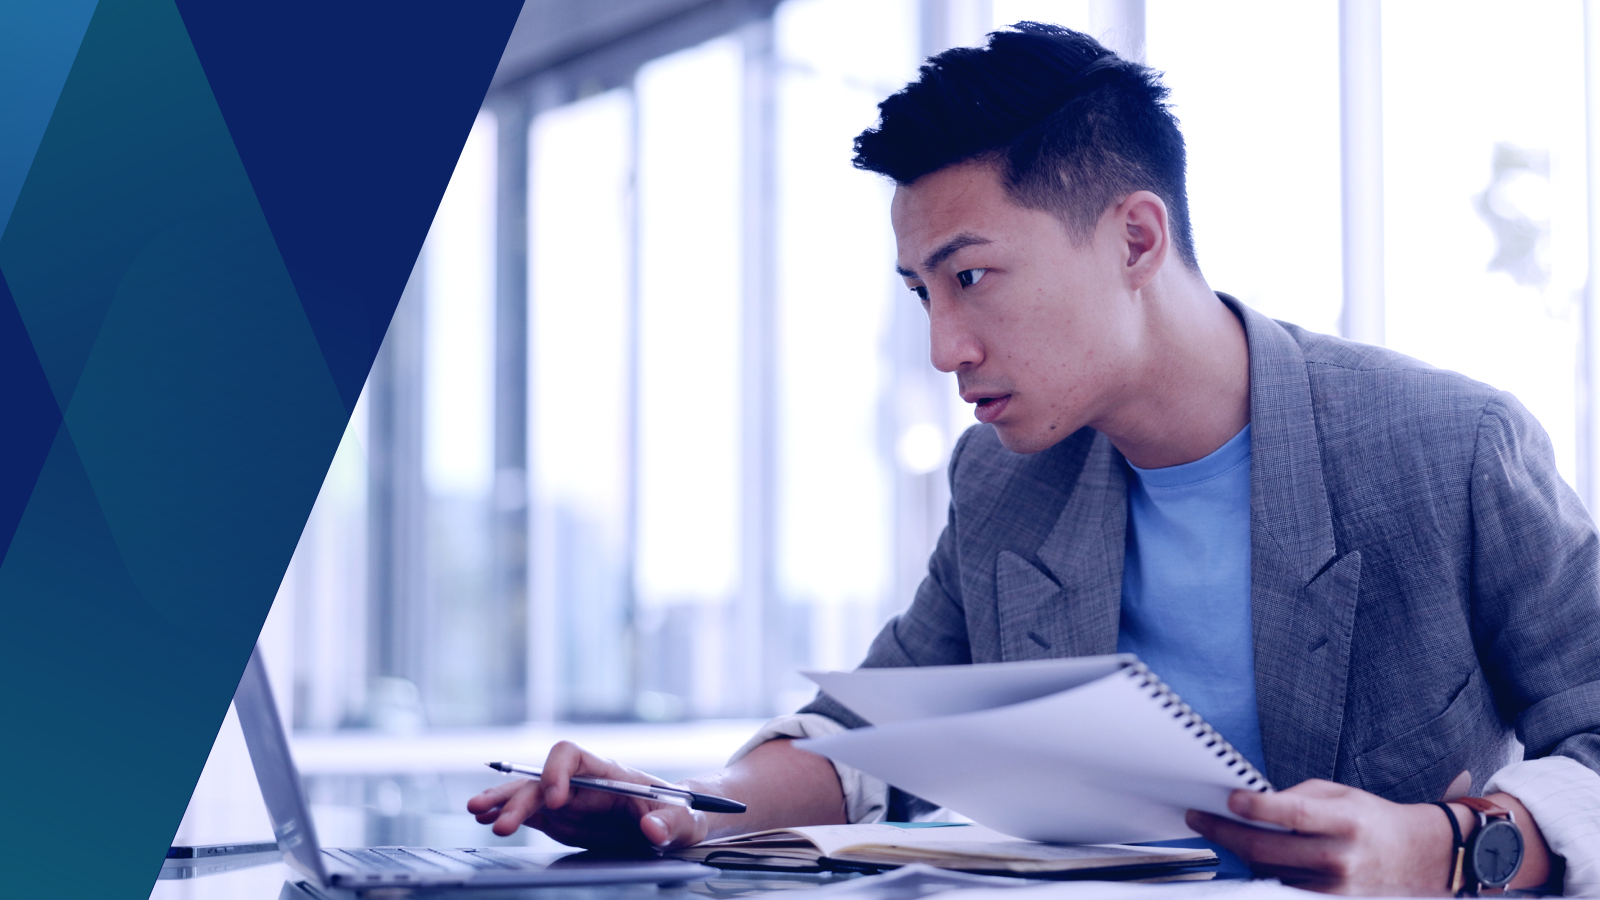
xmin=1433 ymin=801 xmax=1468 ymax=896
xmin=1457 ymin=795 xmax=1514 ymax=821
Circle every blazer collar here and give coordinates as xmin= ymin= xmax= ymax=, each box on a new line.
xmin=1227 ymin=294 xmax=1339 ymax=582
xmin=1226 ymin=294 xmax=1359 ymax=789
xmin=1029 ymin=430 xmax=1126 ymax=657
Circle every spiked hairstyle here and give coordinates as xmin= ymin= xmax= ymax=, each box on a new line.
xmin=853 ymin=22 xmax=1198 ymax=269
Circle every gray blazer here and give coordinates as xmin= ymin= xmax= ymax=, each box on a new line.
xmin=802 ymin=295 xmax=1600 ymax=803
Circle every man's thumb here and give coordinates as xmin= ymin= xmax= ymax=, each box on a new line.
xmin=640 ymin=807 xmax=699 ymax=849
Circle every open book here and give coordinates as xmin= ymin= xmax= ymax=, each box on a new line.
xmin=795 ymin=655 xmax=1276 ymax=844
xmin=672 ymin=822 xmax=1215 ymax=876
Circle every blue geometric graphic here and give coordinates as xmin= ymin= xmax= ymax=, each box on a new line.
xmin=0 ymin=1 xmax=523 ymax=896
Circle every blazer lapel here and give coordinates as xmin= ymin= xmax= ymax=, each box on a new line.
xmin=1230 ymin=297 xmax=1362 ymax=789
xmin=995 ymin=431 xmax=1127 ymax=661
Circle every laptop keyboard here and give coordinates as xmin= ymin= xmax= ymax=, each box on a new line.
xmin=325 ymin=846 xmax=539 ymax=873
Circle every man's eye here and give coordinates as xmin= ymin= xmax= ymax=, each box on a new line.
xmin=911 ymin=285 xmax=929 ymax=302
xmin=957 ymin=269 xmax=987 ymax=288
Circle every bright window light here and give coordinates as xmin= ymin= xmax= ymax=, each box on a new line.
xmin=423 ymin=112 xmax=498 ymax=498
xmin=635 ymin=37 xmax=744 ymax=608
xmin=1382 ymin=0 xmax=1586 ymax=487
xmin=1147 ymin=0 xmax=1343 ymax=335
xmin=774 ymin=0 xmax=911 ymax=624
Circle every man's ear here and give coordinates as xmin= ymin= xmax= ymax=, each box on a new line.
xmin=1115 ymin=191 xmax=1170 ymax=291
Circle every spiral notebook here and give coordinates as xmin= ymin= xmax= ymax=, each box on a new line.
xmin=795 ymin=655 xmax=1276 ymax=845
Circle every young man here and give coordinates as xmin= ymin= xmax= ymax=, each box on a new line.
xmin=470 ymin=24 xmax=1600 ymax=894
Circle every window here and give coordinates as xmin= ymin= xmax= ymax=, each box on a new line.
xmin=179 ymin=0 xmax=1597 ymax=852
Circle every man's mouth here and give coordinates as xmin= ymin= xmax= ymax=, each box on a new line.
xmin=972 ymin=394 xmax=1011 ymax=424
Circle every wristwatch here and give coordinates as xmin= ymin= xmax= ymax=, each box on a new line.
xmin=1435 ymin=797 xmax=1525 ymax=895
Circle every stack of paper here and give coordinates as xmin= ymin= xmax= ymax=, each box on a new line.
xmin=796 ymin=656 xmax=1274 ymax=844
xmin=673 ymin=822 xmax=1214 ymax=876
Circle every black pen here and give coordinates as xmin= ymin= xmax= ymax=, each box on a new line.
xmin=487 ymin=761 xmax=747 ymax=814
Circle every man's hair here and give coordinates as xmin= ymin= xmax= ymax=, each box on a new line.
xmin=853 ymin=22 xmax=1198 ymax=270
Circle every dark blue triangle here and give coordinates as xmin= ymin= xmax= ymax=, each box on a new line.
xmin=170 ymin=0 xmax=524 ymax=412
xmin=0 ymin=267 xmax=62 ymax=565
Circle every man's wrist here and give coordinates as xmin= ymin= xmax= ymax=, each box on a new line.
xmin=1482 ymin=792 xmax=1553 ymax=893
xmin=1440 ymin=797 xmax=1541 ymax=896
xmin=1433 ymin=801 xmax=1472 ymax=895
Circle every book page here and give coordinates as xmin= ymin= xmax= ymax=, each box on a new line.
xmin=847 ymin=842 xmax=1211 ymax=865
xmin=685 ymin=823 xmax=1212 ymax=872
xmin=696 ymin=823 xmax=1009 ymax=858
xmin=797 ymin=668 xmax=1273 ymax=844
xmin=803 ymin=656 xmax=1132 ymax=725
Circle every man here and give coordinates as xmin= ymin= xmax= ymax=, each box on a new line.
xmin=469 ymin=24 xmax=1600 ymax=894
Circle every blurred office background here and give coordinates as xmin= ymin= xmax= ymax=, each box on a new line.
xmin=169 ymin=0 xmax=1597 ymax=862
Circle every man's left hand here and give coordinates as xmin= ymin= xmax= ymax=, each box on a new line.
xmin=1186 ymin=780 xmax=1457 ymax=895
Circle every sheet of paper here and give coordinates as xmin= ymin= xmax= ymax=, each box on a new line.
xmin=690 ymin=822 xmax=1210 ymax=871
xmin=801 ymin=868 xmax=1292 ymax=900
xmin=802 ymin=655 xmax=1133 ymax=725
xmin=698 ymin=823 xmax=1015 ymax=857
xmin=797 ymin=667 xmax=1270 ymax=844
xmin=797 ymin=863 xmax=1037 ymax=900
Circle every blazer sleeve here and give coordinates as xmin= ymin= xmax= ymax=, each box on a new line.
xmin=1470 ymin=392 xmax=1600 ymax=772
xmin=796 ymin=426 xmax=979 ymax=729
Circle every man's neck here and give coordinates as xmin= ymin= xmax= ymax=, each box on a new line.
xmin=1092 ymin=272 xmax=1251 ymax=470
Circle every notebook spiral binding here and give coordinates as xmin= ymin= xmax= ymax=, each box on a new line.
xmin=1122 ymin=660 xmax=1274 ymax=793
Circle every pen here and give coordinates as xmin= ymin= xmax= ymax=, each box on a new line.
xmin=487 ymin=761 xmax=747 ymax=814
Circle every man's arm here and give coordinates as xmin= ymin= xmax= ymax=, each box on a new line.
xmin=466 ymin=738 xmax=845 ymax=851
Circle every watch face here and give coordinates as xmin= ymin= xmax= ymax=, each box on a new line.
xmin=1471 ymin=819 xmax=1524 ymax=887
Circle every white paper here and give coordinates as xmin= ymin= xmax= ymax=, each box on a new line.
xmin=802 ymin=656 xmax=1132 ymax=726
xmin=693 ymin=823 xmax=1016 ymax=858
xmin=798 ymin=663 xmax=1273 ymax=844
xmin=694 ymin=822 xmax=1199 ymax=863
xmin=796 ymin=863 xmax=1035 ymax=900
xmin=806 ymin=874 xmax=1301 ymax=900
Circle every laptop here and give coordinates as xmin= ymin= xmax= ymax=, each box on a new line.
xmin=233 ymin=644 xmax=717 ymax=889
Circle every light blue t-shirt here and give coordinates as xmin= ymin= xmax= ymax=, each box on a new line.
xmin=1117 ymin=424 xmax=1268 ymax=779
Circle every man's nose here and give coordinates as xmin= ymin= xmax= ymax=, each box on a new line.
xmin=927 ymin=298 xmax=982 ymax=374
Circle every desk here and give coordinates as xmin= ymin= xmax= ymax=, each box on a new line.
xmin=148 ymin=857 xmax=863 ymax=900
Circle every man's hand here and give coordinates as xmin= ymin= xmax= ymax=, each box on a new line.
xmin=465 ymin=737 xmax=847 ymax=852
xmin=1186 ymin=780 xmax=1551 ymax=895
xmin=466 ymin=741 xmax=708 ymax=851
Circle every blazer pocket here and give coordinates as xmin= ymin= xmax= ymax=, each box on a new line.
xmin=1352 ymin=666 xmax=1496 ymax=803
xmin=995 ymin=550 xmax=1066 ymax=662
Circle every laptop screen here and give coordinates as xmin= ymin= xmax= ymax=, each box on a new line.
xmin=233 ymin=645 xmax=330 ymax=886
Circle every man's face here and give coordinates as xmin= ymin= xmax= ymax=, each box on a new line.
xmin=893 ymin=162 xmax=1139 ymax=455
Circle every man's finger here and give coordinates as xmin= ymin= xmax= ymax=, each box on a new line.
xmin=539 ymin=741 xmax=584 ymax=809
xmin=1188 ymin=810 xmax=1348 ymax=877
xmin=492 ymin=781 xmax=547 ymax=837
xmin=638 ymin=805 xmax=702 ymax=850
xmin=1228 ymin=784 xmax=1357 ymax=837
xmin=473 ymin=805 xmax=504 ymax=825
xmin=540 ymin=740 xmax=627 ymax=810
xmin=467 ymin=779 xmax=528 ymax=815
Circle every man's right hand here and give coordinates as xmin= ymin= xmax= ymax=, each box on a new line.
xmin=466 ymin=740 xmax=709 ymax=851
xmin=467 ymin=735 xmax=847 ymax=851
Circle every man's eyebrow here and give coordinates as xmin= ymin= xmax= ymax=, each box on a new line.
xmin=922 ymin=233 xmax=991 ymax=272
xmin=894 ymin=233 xmax=992 ymax=280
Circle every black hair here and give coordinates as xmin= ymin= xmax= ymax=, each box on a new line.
xmin=853 ymin=22 xmax=1197 ymax=270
